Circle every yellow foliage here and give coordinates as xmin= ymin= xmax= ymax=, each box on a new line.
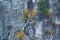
xmin=45 ymin=8 xmax=50 ymax=13
xmin=47 ymin=29 xmax=51 ymax=33
xmin=17 ymin=30 xmax=24 ymax=38
xmin=45 ymin=8 xmax=50 ymax=19
xmin=23 ymin=9 xmax=28 ymax=16
xmin=22 ymin=17 xmax=27 ymax=21
xmin=30 ymin=9 xmax=36 ymax=18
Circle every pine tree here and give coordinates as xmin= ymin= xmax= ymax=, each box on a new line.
xmin=58 ymin=0 xmax=60 ymax=2
xmin=37 ymin=0 xmax=47 ymax=21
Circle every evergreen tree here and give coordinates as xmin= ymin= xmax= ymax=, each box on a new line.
xmin=37 ymin=0 xmax=47 ymax=21
xmin=58 ymin=0 xmax=60 ymax=2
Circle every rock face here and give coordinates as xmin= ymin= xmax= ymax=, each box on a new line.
xmin=0 ymin=2 xmax=5 ymax=40
xmin=0 ymin=0 xmax=60 ymax=40
xmin=27 ymin=0 xmax=34 ymax=12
